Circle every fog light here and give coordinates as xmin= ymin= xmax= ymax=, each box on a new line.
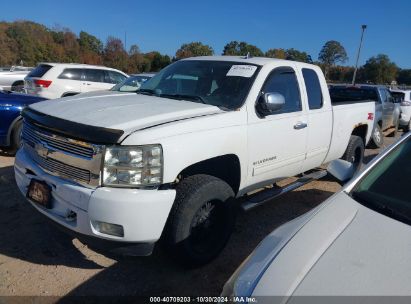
xmin=92 ymin=220 xmax=124 ymax=237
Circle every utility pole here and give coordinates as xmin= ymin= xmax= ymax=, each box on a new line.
xmin=124 ymin=31 xmax=127 ymax=51
xmin=352 ymin=25 xmax=367 ymax=85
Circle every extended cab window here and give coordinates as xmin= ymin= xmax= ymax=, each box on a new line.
xmin=84 ymin=69 xmax=106 ymax=83
xmin=302 ymin=68 xmax=323 ymax=109
xmin=58 ymin=68 xmax=83 ymax=80
xmin=261 ymin=67 xmax=302 ymax=114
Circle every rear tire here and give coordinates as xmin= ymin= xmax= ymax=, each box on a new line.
xmin=368 ymin=125 xmax=384 ymax=149
xmin=11 ymin=81 xmax=24 ymax=92
xmin=342 ymin=135 xmax=364 ymax=174
xmin=164 ymin=174 xmax=236 ymax=267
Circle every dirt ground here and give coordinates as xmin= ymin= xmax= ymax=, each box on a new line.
xmin=0 ymin=133 xmax=401 ymax=300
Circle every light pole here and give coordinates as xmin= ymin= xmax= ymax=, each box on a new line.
xmin=352 ymin=24 xmax=367 ymax=85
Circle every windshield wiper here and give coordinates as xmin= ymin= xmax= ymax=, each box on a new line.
xmin=137 ymin=88 xmax=156 ymax=96
xmin=160 ymin=94 xmax=207 ymax=104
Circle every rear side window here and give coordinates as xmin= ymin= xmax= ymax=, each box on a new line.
xmin=27 ymin=64 xmax=52 ymax=78
xmin=302 ymin=68 xmax=323 ymax=110
xmin=84 ymin=69 xmax=106 ymax=83
xmin=262 ymin=67 xmax=302 ymax=114
xmin=58 ymin=68 xmax=83 ymax=80
xmin=391 ymin=92 xmax=405 ymax=101
xmin=105 ymin=71 xmax=127 ymax=84
xmin=330 ymin=87 xmax=379 ymax=103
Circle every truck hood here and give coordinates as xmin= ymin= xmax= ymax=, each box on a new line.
xmin=253 ymin=191 xmax=411 ymax=297
xmin=28 ymin=93 xmax=224 ymax=136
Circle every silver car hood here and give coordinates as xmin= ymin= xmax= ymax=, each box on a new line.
xmin=253 ymin=191 xmax=411 ymax=297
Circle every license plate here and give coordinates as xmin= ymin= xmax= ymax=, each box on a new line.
xmin=27 ymin=179 xmax=52 ymax=209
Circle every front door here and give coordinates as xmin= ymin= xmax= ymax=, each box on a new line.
xmin=82 ymin=69 xmax=112 ymax=93
xmin=379 ymin=88 xmax=394 ymax=129
xmin=247 ymin=66 xmax=308 ymax=188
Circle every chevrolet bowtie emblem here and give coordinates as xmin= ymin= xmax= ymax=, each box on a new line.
xmin=35 ymin=142 xmax=49 ymax=158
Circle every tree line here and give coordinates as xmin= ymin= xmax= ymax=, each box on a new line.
xmin=1 ymin=20 xmax=410 ymax=85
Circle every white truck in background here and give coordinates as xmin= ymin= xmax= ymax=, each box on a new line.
xmin=14 ymin=56 xmax=375 ymax=266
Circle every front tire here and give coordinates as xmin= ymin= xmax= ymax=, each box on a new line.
xmin=165 ymin=174 xmax=236 ymax=267
xmin=405 ymin=120 xmax=411 ymax=133
xmin=8 ymin=120 xmax=23 ymax=154
xmin=342 ymin=135 xmax=364 ymax=174
xmin=389 ymin=119 xmax=399 ymax=137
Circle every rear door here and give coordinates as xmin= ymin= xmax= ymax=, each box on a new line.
xmin=299 ymin=68 xmax=332 ymax=172
xmin=56 ymin=68 xmax=83 ymax=95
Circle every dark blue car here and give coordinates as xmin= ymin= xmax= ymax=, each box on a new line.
xmin=0 ymin=90 xmax=46 ymax=153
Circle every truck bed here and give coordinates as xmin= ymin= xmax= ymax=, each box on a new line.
xmin=324 ymin=101 xmax=375 ymax=163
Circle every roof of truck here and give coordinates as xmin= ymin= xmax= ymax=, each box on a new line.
xmin=182 ymin=55 xmax=316 ymax=68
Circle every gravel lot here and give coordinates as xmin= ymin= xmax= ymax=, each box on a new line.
xmin=0 ymin=132 xmax=401 ymax=299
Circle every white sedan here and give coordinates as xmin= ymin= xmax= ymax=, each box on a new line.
xmin=222 ymin=132 xmax=411 ymax=299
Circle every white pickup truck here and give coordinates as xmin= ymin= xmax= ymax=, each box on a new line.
xmin=14 ymin=56 xmax=375 ymax=266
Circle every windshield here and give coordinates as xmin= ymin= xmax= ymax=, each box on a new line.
xmin=111 ymin=75 xmax=153 ymax=92
xmin=138 ymin=60 xmax=259 ymax=109
xmin=351 ymin=135 xmax=411 ymax=225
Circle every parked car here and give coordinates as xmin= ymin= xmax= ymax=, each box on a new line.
xmin=111 ymin=73 xmax=155 ymax=92
xmin=0 ymin=66 xmax=33 ymax=92
xmin=330 ymin=85 xmax=401 ymax=148
xmin=14 ymin=56 xmax=375 ymax=266
xmin=222 ymin=132 xmax=411 ymax=298
xmin=0 ymin=90 xmax=46 ymax=153
xmin=24 ymin=63 xmax=128 ymax=99
xmin=390 ymin=89 xmax=411 ymax=131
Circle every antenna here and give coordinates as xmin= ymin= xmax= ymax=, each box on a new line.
xmin=244 ymin=52 xmax=251 ymax=59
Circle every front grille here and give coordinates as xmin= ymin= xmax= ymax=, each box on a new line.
xmin=22 ymin=122 xmax=95 ymax=159
xmin=28 ymin=147 xmax=91 ymax=183
xmin=22 ymin=121 xmax=103 ymax=187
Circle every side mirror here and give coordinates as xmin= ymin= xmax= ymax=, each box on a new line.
xmin=257 ymin=92 xmax=285 ymax=116
xmin=327 ymin=159 xmax=355 ymax=184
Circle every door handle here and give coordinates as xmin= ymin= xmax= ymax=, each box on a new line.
xmin=294 ymin=122 xmax=307 ymax=130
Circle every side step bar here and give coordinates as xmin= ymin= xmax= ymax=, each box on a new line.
xmin=241 ymin=170 xmax=327 ymax=211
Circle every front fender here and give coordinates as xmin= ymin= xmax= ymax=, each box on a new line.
xmin=120 ymin=112 xmax=248 ymax=190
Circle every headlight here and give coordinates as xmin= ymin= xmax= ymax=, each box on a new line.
xmin=102 ymin=145 xmax=163 ymax=187
xmin=401 ymin=101 xmax=411 ymax=106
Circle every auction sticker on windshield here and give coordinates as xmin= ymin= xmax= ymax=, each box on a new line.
xmin=226 ymin=65 xmax=257 ymax=77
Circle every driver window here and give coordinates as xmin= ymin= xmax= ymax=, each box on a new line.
xmin=261 ymin=67 xmax=302 ymax=114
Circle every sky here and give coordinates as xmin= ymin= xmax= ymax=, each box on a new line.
xmin=2 ymin=0 xmax=411 ymax=68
